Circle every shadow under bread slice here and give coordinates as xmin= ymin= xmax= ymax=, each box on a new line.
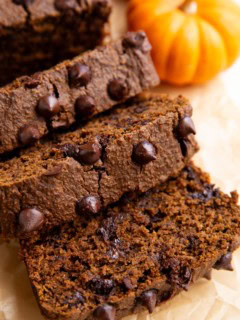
xmin=20 ymin=163 xmax=240 ymax=320
xmin=0 ymin=31 xmax=159 ymax=155
xmin=0 ymin=0 xmax=111 ymax=87
xmin=0 ymin=93 xmax=197 ymax=239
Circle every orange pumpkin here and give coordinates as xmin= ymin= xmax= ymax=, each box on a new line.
xmin=128 ymin=0 xmax=240 ymax=85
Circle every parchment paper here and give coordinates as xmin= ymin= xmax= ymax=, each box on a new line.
xmin=1 ymin=1 xmax=240 ymax=319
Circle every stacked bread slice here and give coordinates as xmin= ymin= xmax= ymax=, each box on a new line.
xmin=0 ymin=2 xmax=239 ymax=320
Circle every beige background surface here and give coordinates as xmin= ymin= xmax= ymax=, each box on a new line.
xmin=1 ymin=1 xmax=240 ymax=319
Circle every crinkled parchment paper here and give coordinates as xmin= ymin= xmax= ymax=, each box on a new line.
xmin=1 ymin=0 xmax=240 ymax=319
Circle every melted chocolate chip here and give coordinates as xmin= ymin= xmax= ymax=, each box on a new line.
xmin=132 ymin=141 xmax=157 ymax=165
xmin=37 ymin=95 xmax=60 ymax=118
xmin=18 ymin=124 xmax=40 ymax=145
xmin=18 ymin=208 xmax=44 ymax=234
xmin=160 ymin=290 xmax=172 ymax=302
xmin=203 ymin=270 xmax=212 ymax=280
xmin=184 ymin=166 xmax=197 ymax=181
xmin=94 ymin=304 xmax=116 ymax=320
xmin=66 ymin=292 xmax=85 ymax=308
xmin=76 ymin=196 xmax=101 ymax=216
xmin=187 ymin=235 xmax=200 ymax=252
xmin=75 ymin=95 xmax=95 ymax=118
xmin=61 ymin=143 xmax=77 ymax=158
xmin=141 ymin=290 xmax=157 ymax=314
xmin=179 ymin=139 xmax=188 ymax=157
xmin=55 ymin=0 xmax=76 ymax=10
xmin=123 ymin=32 xmax=151 ymax=53
xmin=97 ymin=217 xmax=117 ymax=242
xmin=68 ymin=63 xmax=91 ymax=87
xmin=214 ymin=252 xmax=233 ymax=271
xmin=190 ymin=184 xmax=218 ymax=202
xmin=123 ymin=277 xmax=134 ymax=290
xmin=88 ymin=278 xmax=115 ymax=295
xmin=177 ymin=117 xmax=196 ymax=139
xmin=77 ymin=142 xmax=102 ymax=165
xmin=107 ymin=79 xmax=129 ymax=101
xmin=13 ymin=0 xmax=34 ymax=5
xmin=160 ymin=257 xmax=192 ymax=290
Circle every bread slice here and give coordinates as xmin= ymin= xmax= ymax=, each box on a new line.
xmin=0 ymin=94 xmax=197 ymax=239
xmin=0 ymin=31 xmax=159 ymax=155
xmin=20 ymin=163 xmax=240 ymax=320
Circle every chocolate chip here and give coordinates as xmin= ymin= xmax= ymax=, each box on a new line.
xmin=43 ymin=165 xmax=63 ymax=176
xmin=13 ymin=0 xmax=34 ymax=5
xmin=214 ymin=252 xmax=233 ymax=271
xmin=76 ymin=196 xmax=101 ymax=216
xmin=177 ymin=117 xmax=196 ymax=139
xmin=55 ymin=0 xmax=76 ymax=10
xmin=37 ymin=95 xmax=60 ymax=119
xmin=123 ymin=32 xmax=151 ymax=53
xmin=107 ymin=79 xmax=129 ymax=101
xmin=68 ymin=63 xmax=91 ymax=87
xmin=94 ymin=304 xmax=116 ymax=320
xmin=18 ymin=208 xmax=44 ymax=234
xmin=132 ymin=141 xmax=157 ymax=165
xmin=77 ymin=142 xmax=102 ymax=165
xmin=123 ymin=277 xmax=134 ymax=290
xmin=18 ymin=124 xmax=40 ymax=145
xmin=179 ymin=139 xmax=188 ymax=157
xmin=203 ymin=270 xmax=212 ymax=280
xmin=75 ymin=95 xmax=95 ymax=118
xmin=141 ymin=290 xmax=157 ymax=314
xmin=88 ymin=278 xmax=115 ymax=295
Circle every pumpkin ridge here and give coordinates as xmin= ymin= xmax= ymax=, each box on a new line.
xmin=199 ymin=8 xmax=240 ymax=66
xmin=148 ymin=11 xmax=186 ymax=80
xmin=193 ymin=18 xmax=227 ymax=83
xmin=166 ymin=16 xmax=200 ymax=85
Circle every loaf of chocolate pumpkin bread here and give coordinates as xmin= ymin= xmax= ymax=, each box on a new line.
xmin=0 ymin=0 xmax=111 ymax=86
xmin=0 ymin=31 xmax=159 ymax=155
xmin=20 ymin=164 xmax=240 ymax=320
xmin=0 ymin=94 xmax=197 ymax=239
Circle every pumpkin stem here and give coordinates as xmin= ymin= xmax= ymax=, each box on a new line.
xmin=179 ymin=0 xmax=198 ymax=14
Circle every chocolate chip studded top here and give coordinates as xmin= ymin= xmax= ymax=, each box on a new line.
xmin=20 ymin=164 xmax=240 ymax=320
xmin=0 ymin=32 xmax=159 ymax=155
xmin=0 ymin=94 xmax=198 ymax=239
